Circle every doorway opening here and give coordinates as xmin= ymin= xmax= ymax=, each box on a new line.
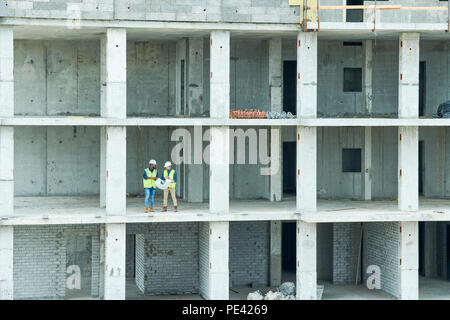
xmin=283 ymin=61 xmax=296 ymax=115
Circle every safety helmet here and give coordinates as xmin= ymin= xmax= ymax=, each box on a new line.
xmin=164 ymin=161 xmax=172 ymax=168
xmin=149 ymin=159 xmax=156 ymax=165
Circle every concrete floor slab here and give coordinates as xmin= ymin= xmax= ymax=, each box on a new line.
xmin=5 ymin=196 xmax=450 ymax=225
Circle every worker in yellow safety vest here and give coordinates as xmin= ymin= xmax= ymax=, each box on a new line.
xmin=143 ymin=159 xmax=158 ymax=213
xmin=161 ymin=161 xmax=178 ymax=212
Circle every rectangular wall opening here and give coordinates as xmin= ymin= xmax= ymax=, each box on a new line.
xmin=283 ymin=60 xmax=296 ymax=115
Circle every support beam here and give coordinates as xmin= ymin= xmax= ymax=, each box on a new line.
xmin=269 ymin=38 xmax=283 ymax=202
xmin=399 ymin=221 xmax=419 ymax=300
xmin=0 ymin=226 xmax=13 ymax=300
xmin=0 ymin=27 xmax=14 ymax=219
xmin=103 ymin=223 xmax=126 ymax=300
xmin=209 ymin=31 xmax=230 ymax=215
xmin=362 ymin=127 xmax=372 ymax=200
xmin=296 ymin=31 xmax=317 ymax=300
xmin=270 ymin=221 xmax=282 ymax=287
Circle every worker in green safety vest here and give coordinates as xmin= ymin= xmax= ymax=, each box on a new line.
xmin=161 ymin=161 xmax=178 ymax=212
xmin=143 ymin=159 xmax=158 ymax=213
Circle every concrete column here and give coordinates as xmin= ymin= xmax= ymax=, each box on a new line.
xmin=270 ymin=221 xmax=282 ymax=287
xmin=296 ymin=31 xmax=317 ymax=300
xmin=398 ymin=126 xmax=418 ymax=211
xmin=0 ymin=226 xmax=13 ymax=300
xmin=99 ymin=224 xmax=105 ymax=299
xmin=0 ymin=27 xmax=14 ymax=219
xmin=399 ymin=221 xmax=419 ymax=300
xmin=398 ymin=33 xmax=420 ymax=119
xmin=103 ymin=223 xmax=126 ymax=300
xmin=424 ymin=222 xmax=437 ymax=278
xmin=296 ymin=221 xmax=317 ymax=300
xmin=269 ymin=38 xmax=283 ymax=202
xmin=106 ymin=127 xmax=127 ymax=216
xmin=362 ymin=127 xmax=372 ymax=200
xmin=100 ymin=29 xmax=127 ymax=209
xmin=296 ymin=32 xmax=317 ymax=118
xmin=209 ymin=31 xmax=230 ymax=214
xmin=186 ymin=126 xmax=203 ymax=203
xmin=204 ymin=221 xmax=229 ymax=300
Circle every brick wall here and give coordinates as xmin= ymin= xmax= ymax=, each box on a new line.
xmin=332 ymin=223 xmax=362 ymax=285
xmin=0 ymin=0 xmax=300 ymax=23
xmin=362 ymin=222 xmax=400 ymax=298
xmin=133 ymin=223 xmax=199 ymax=295
xmin=14 ymin=224 xmax=99 ymax=299
xmin=229 ymin=221 xmax=269 ymax=287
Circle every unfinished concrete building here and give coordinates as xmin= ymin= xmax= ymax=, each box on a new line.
xmin=1 ymin=0 xmax=450 ymax=300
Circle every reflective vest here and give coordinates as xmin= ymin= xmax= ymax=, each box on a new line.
xmin=163 ymin=169 xmax=176 ymax=189
xmin=143 ymin=168 xmax=157 ymax=189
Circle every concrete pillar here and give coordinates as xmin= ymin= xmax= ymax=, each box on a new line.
xmin=209 ymin=31 xmax=230 ymax=214
xmin=0 ymin=226 xmax=13 ymax=300
xmin=99 ymin=224 xmax=105 ymax=299
xmin=296 ymin=32 xmax=317 ymax=300
xmin=270 ymin=221 xmax=282 ymax=287
xmin=202 ymin=221 xmax=229 ymax=300
xmin=398 ymin=33 xmax=419 ymax=212
xmin=100 ymin=29 xmax=127 ymax=300
xmin=100 ymin=29 xmax=127 ymax=209
xmin=103 ymin=223 xmax=126 ymax=300
xmin=296 ymin=32 xmax=317 ymax=118
xmin=362 ymin=127 xmax=372 ymax=200
xmin=296 ymin=221 xmax=317 ymax=300
xmin=398 ymin=33 xmax=420 ymax=119
xmin=0 ymin=28 xmax=14 ymax=300
xmin=0 ymin=27 xmax=14 ymax=218
xmin=399 ymin=221 xmax=419 ymax=300
xmin=398 ymin=126 xmax=418 ymax=211
xmin=269 ymin=38 xmax=283 ymax=202
xmin=186 ymin=126 xmax=203 ymax=203
xmin=424 ymin=222 xmax=437 ymax=278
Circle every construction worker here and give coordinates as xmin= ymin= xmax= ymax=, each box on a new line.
xmin=143 ymin=159 xmax=158 ymax=213
xmin=161 ymin=161 xmax=178 ymax=212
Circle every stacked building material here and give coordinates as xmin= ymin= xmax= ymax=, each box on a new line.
xmin=229 ymin=109 xmax=267 ymax=119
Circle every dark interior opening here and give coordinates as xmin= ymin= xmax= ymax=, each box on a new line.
xmin=282 ymin=222 xmax=296 ymax=274
xmin=283 ymin=60 xmax=297 ymax=115
xmin=342 ymin=148 xmax=362 ymax=173
xmin=419 ymin=141 xmax=424 ymax=195
xmin=346 ymin=0 xmax=363 ymax=22
xmin=419 ymin=222 xmax=425 ymax=276
xmin=283 ymin=141 xmax=296 ymax=194
xmin=419 ymin=61 xmax=426 ymax=117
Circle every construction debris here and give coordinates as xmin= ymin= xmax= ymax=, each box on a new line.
xmin=246 ymin=282 xmax=325 ymax=300
xmin=266 ymin=111 xmax=295 ymax=119
xmin=247 ymin=290 xmax=264 ymax=300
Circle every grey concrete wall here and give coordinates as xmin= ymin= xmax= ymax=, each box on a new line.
xmin=363 ymin=222 xmax=400 ymax=298
xmin=14 ymin=126 xmax=100 ymax=196
xmin=229 ymin=221 xmax=270 ymax=287
xmin=13 ymin=224 xmax=100 ymax=299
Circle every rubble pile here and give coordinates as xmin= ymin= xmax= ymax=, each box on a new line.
xmin=247 ymin=282 xmax=324 ymax=300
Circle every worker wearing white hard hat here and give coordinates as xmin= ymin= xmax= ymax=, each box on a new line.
xmin=161 ymin=161 xmax=178 ymax=212
xmin=142 ymin=159 xmax=158 ymax=213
